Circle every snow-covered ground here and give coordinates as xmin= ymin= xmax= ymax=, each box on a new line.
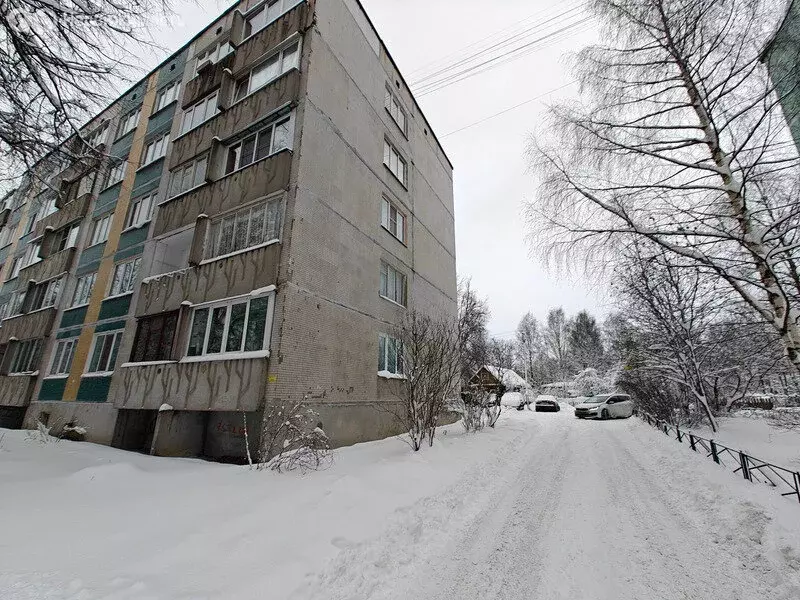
xmin=688 ymin=411 xmax=800 ymax=470
xmin=2 ymin=409 xmax=800 ymax=599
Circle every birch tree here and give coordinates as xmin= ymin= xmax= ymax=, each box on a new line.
xmin=529 ymin=0 xmax=800 ymax=372
xmin=0 ymin=0 xmax=170 ymax=182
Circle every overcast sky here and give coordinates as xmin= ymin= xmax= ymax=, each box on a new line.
xmin=145 ymin=0 xmax=609 ymax=339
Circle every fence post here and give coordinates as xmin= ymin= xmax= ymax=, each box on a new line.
xmin=794 ymin=472 xmax=800 ymax=504
xmin=710 ymin=439 xmax=720 ymax=464
xmin=676 ymin=425 xmax=682 ymax=443
xmin=689 ymin=434 xmax=696 ymax=451
xmin=663 ymin=423 xmax=669 ymax=436
xmin=740 ymin=452 xmax=751 ymax=481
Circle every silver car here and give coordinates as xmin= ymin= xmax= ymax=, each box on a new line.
xmin=574 ymin=394 xmax=634 ymax=420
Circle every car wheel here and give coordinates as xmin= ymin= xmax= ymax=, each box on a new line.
xmin=601 ymin=409 xmax=609 ymax=420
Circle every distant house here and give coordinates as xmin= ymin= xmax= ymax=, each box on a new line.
xmin=469 ymin=366 xmax=534 ymax=407
xmin=541 ymin=381 xmax=580 ymax=398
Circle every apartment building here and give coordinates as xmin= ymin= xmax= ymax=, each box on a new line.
xmin=762 ymin=0 xmax=800 ymax=149
xmin=0 ymin=0 xmax=456 ymax=460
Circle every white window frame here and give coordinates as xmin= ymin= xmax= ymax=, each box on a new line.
xmin=48 ymin=337 xmax=79 ymax=377
xmin=381 ymin=196 xmax=406 ymax=243
xmin=8 ymin=289 xmax=26 ymax=316
xmin=384 ymin=87 xmax=407 ymax=135
xmin=204 ymin=197 xmax=282 ymax=260
xmin=141 ymin=133 xmax=170 ymax=166
xmin=8 ymin=338 xmax=42 ymax=374
xmin=193 ymin=42 xmax=233 ymax=74
xmin=232 ymin=39 xmax=300 ymax=103
xmin=379 ymin=260 xmax=407 ymax=307
xmin=125 ymin=193 xmax=156 ymax=229
xmin=89 ymin=213 xmax=113 ymax=246
xmin=8 ymin=257 xmax=21 ymax=280
xmin=117 ymin=107 xmax=141 ymax=138
xmin=52 ymin=224 xmax=80 ymax=253
xmin=184 ymin=292 xmax=275 ymax=360
xmin=243 ymin=0 xmax=303 ymax=40
xmin=85 ymin=122 xmax=109 ymax=148
xmin=180 ymin=92 xmax=219 ymax=135
xmin=71 ymin=272 xmax=97 ymax=307
xmin=28 ymin=276 xmax=62 ymax=312
xmin=383 ymin=140 xmax=407 ymax=186
xmin=155 ymin=81 xmax=180 ymax=112
xmin=105 ymin=162 xmax=127 ymax=189
xmin=224 ymin=113 xmax=294 ymax=175
xmin=85 ymin=331 xmax=124 ymax=375
xmin=378 ymin=333 xmax=404 ymax=376
xmin=169 ymin=154 xmax=209 ymax=198
xmin=108 ymin=257 xmax=141 ymax=297
xmin=20 ymin=242 xmax=41 ymax=269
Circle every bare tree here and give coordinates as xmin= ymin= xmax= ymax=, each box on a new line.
xmin=0 ymin=0 xmax=171 ymax=182
xmin=515 ymin=312 xmax=541 ymax=384
xmin=569 ymin=310 xmax=604 ymax=369
xmin=542 ymin=307 xmax=572 ymax=390
xmin=258 ymin=402 xmax=331 ymax=472
xmin=392 ymin=310 xmax=461 ymax=451
xmin=481 ymin=338 xmax=516 ymax=428
xmin=529 ymin=0 xmax=800 ymax=373
xmin=458 ymin=278 xmax=490 ymax=386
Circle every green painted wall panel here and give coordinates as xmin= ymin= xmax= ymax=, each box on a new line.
xmin=132 ymin=160 xmax=164 ymax=191
xmin=94 ymin=185 xmax=122 ymax=216
xmin=146 ymin=104 xmax=176 ymax=136
xmin=59 ymin=307 xmax=87 ymax=329
xmin=98 ymin=294 xmax=132 ymax=320
xmin=78 ymin=243 xmax=105 ymax=270
xmin=39 ymin=378 xmax=67 ymax=401
xmin=115 ymin=235 xmax=146 ymax=260
xmin=95 ymin=319 xmax=127 ymax=333
xmin=76 ymin=376 xmax=112 ymax=402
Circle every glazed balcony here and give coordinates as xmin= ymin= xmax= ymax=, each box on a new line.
xmin=34 ymin=194 xmax=91 ymax=238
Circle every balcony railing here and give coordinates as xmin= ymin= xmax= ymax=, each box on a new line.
xmin=0 ymin=307 xmax=56 ymax=344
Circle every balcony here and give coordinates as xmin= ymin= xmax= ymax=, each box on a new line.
xmin=181 ymin=51 xmax=234 ymax=112
xmin=34 ymin=194 xmax=91 ymax=238
xmin=156 ymin=149 xmax=291 ymax=237
xmin=0 ymin=374 xmax=36 ymax=408
xmin=137 ymin=242 xmax=281 ymax=316
xmin=231 ymin=1 xmax=311 ymax=73
xmin=0 ymin=307 xmax=56 ymax=344
xmin=19 ymin=247 xmax=76 ymax=283
xmin=113 ymin=356 xmax=268 ymax=411
xmin=169 ymin=69 xmax=300 ymax=169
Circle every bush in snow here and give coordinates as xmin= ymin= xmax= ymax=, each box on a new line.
xmin=258 ymin=402 xmax=331 ymax=472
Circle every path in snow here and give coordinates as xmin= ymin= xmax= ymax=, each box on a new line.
xmin=294 ymin=411 xmax=800 ymax=600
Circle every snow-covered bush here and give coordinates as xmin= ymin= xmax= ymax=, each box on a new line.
xmin=258 ymin=402 xmax=331 ymax=473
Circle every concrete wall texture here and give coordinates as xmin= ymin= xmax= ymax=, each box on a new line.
xmin=0 ymin=0 xmax=456 ymax=459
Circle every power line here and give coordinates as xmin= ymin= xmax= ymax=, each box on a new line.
xmin=442 ymin=81 xmax=577 ymax=138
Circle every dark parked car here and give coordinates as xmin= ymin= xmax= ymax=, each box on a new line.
xmin=535 ymin=396 xmax=561 ymax=412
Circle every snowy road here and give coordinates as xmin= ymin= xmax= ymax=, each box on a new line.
xmin=294 ymin=410 xmax=800 ymax=600
xmin=2 ymin=409 xmax=800 ymax=600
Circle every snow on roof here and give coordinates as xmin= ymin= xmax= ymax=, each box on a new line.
xmin=484 ymin=366 xmax=531 ymax=389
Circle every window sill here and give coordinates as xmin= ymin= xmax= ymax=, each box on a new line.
xmin=120 ymin=360 xmax=178 ymax=368
xmin=99 ymin=180 xmax=124 ymax=195
xmin=228 ymin=71 xmax=298 ymax=112
xmin=378 ymin=370 xmax=406 ymax=380
xmin=179 ymin=350 xmax=270 ymax=364
xmin=67 ymin=302 xmax=90 ymax=311
xmin=199 ymin=238 xmax=280 ymax=266
xmin=121 ymin=220 xmax=151 ymax=234
xmin=104 ymin=291 xmax=134 ymax=302
xmin=83 ymin=371 xmax=114 ymax=378
xmin=220 ymin=146 xmax=292 ymax=181
xmin=43 ymin=375 xmax=69 ymax=380
xmin=172 ymin=112 xmax=222 ymax=143
xmin=379 ymin=294 xmax=407 ymax=309
xmin=7 ymin=371 xmax=39 ymax=377
xmin=85 ymin=240 xmax=108 ymax=251
xmin=136 ymin=156 xmax=165 ymax=173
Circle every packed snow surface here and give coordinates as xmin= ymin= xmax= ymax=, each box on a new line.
xmin=1 ymin=410 xmax=800 ymax=599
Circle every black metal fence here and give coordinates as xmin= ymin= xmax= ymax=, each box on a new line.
xmin=638 ymin=412 xmax=800 ymax=505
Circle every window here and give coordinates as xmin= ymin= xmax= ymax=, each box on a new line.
xmin=8 ymin=339 xmax=42 ymax=374
xmin=126 ymin=193 xmax=156 ymax=229
xmin=85 ymin=122 xmax=109 ymax=148
xmin=187 ymin=293 xmax=273 ymax=358
xmin=72 ymin=272 xmax=96 ymax=307
xmin=20 ymin=242 xmax=41 ymax=269
xmin=205 ymin=197 xmax=282 ymax=259
xmin=381 ymin=197 xmax=406 ymax=243
xmin=244 ymin=0 xmax=303 ymax=38
xmin=105 ymin=162 xmax=126 ymax=188
xmin=27 ymin=277 xmax=62 ymax=312
xmin=378 ymin=334 xmax=404 ymax=375
xmin=384 ymin=87 xmax=407 ymax=134
xmin=379 ymin=261 xmax=407 ymax=306
xmin=142 ymin=134 xmax=170 ymax=165
xmin=117 ymin=108 xmax=141 ymax=138
xmin=224 ymin=114 xmax=294 ymax=175
xmin=86 ymin=331 xmax=123 ymax=374
xmin=383 ymin=141 xmax=407 ymax=185
xmin=155 ymin=81 xmax=180 ymax=112
xmin=8 ymin=257 xmax=21 ymax=280
xmin=51 ymin=225 xmax=80 ymax=253
xmin=109 ymin=257 xmax=141 ymax=296
xmin=0 ymin=227 xmax=13 ymax=248
xmin=180 ymin=92 xmax=218 ymax=135
xmin=169 ymin=155 xmax=208 ymax=197
xmin=233 ymin=41 xmax=300 ymax=103
xmin=25 ymin=210 xmax=39 ymax=235
xmin=7 ymin=290 xmax=26 ymax=316
xmin=130 ymin=311 xmax=178 ymax=362
xmin=49 ymin=338 xmax=79 ymax=376
xmin=89 ymin=214 xmax=113 ymax=246
xmin=0 ymin=300 xmax=11 ymax=321
xmin=193 ymin=42 xmax=232 ymax=73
